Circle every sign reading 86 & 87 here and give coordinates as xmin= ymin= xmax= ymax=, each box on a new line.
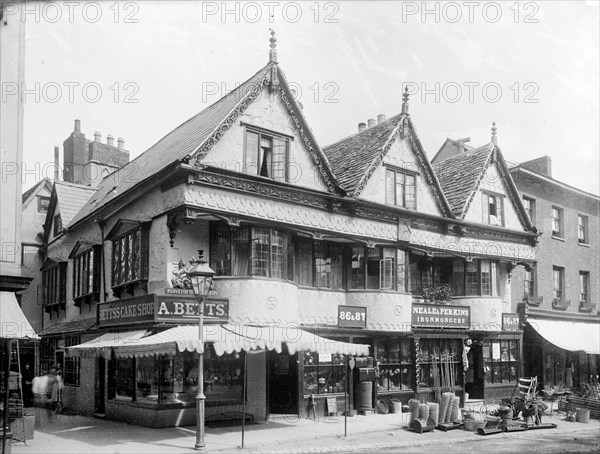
xmin=337 ymin=305 xmax=367 ymax=328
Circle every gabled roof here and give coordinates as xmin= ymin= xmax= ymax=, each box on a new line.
xmin=54 ymin=181 xmax=97 ymax=228
xmin=322 ymin=114 xmax=453 ymax=216
xmin=22 ymin=177 xmax=53 ymax=207
xmin=433 ymin=142 xmax=535 ymax=231
xmin=433 ymin=144 xmax=493 ymax=218
xmin=68 ymin=61 xmax=340 ymax=229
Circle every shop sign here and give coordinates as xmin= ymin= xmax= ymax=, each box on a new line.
xmin=164 ymin=288 xmax=219 ymax=296
xmin=411 ymin=303 xmax=470 ymax=329
xmin=338 ymin=305 xmax=367 ymax=328
xmin=98 ymin=295 xmax=155 ymax=327
xmin=155 ymin=295 xmax=229 ymax=324
xmin=502 ymin=313 xmax=520 ymax=331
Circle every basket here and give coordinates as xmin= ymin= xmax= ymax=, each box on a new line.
xmin=463 ymin=419 xmax=486 ymax=431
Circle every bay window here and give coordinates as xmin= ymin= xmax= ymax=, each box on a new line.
xmin=72 ymin=245 xmax=102 ymax=307
xmin=110 ymin=223 xmax=149 ymax=297
xmin=351 ymin=246 xmax=404 ymax=291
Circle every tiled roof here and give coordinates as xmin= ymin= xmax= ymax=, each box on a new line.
xmin=68 ymin=64 xmax=274 ymax=228
xmin=322 ymin=114 xmax=405 ymax=194
xmin=22 ymin=178 xmax=52 ymax=205
xmin=432 ymin=143 xmax=493 ymax=218
xmin=40 ymin=317 xmax=96 ymax=336
xmin=54 ymin=181 xmax=97 ymax=228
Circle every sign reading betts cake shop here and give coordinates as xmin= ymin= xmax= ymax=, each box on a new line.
xmin=411 ymin=303 xmax=470 ymax=329
xmin=98 ymin=294 xmax=229 ymax=327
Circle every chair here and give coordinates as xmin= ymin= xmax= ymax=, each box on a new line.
xmin=515 ymin=376 xmax=538 ymax=403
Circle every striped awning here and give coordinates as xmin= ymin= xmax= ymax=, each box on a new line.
xmin=113 ymin=324 xmax=370 ymax=358
xmin=67 ymin=330 xmax=149 ymax=356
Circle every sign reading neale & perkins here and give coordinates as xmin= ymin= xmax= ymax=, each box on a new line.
xmin=411 ymin=303 xmax=470 ymax=329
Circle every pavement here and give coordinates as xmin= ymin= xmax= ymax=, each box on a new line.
xmin=8 ymin=406 xmax=600 ymax=454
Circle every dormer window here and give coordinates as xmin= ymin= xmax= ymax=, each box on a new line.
xmin=385 ymin=168 xmax=416 ymax=209
xmin=483 ymin=192 xmax=503 ymax=226
xmin=244 ymin=127 xmax=289 ymax=182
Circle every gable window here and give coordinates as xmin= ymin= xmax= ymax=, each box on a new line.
xmin=53 ymin=214 xmax=63 ymax=236
xmin=578 ymin=215 xmax=589 ymax=245
xmin=352 ymin=246 xmax=404 ymax=291
xmin=552 ymin=266 xmax=564 ymax=302
xmin=551 ymin=207 xmax=563 ymax=238
xmin=522 ymin=196 xmax=535 ymax=224
xmin=111 ymin=224 xmax=149 ymax=297
xmin=38 ymin=196 xmax=50 ymax=213
xmin=244 ymin=128 xmax=289 ymax=182
xmin=579 ymin=271 xmax=589 ymax=304
xmin=42 ymin=261 xmax=67 ymax=317
xmin=72 ymin=245 xmax=102 ymax=307
xmin=483 ymin=192 xmax=503 ymax=226
xmin=385 ymin=168 xmax=416 ymax=209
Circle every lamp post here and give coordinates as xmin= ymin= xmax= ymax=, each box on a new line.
xmin=188 ymin=250 xmax=216 ymax=450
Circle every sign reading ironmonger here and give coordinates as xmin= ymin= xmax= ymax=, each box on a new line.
xmin=411 ymin=304 xmax=470 ymax=329
xmin=98 ymin=294 xmax=229 ymax=327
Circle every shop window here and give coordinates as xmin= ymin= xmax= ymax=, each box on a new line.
xmin=72 ymin=245 xmax=102 ymax=307
xmin=417 ymin=339 xmax=461 ymax=389
xmin=112 ymin=347 xmax=243 ymax=405
xmin=578 ymin=215 xmax=589 ymax=245
xmin=385 ymin=168 xmax=416 ymax=209
xmin=39 ymin=338 xmax=58 ymax=375
xmin=375 ymin=338 xmax=413 ymax=392
xmin=42 ymin=261 xmax=67 ymax=317
xmin=303 ymin=352 xmax=346 ymax=395
xmin=351 ymin=246 xmax=401 ymax=291
xmin=544 ymin=346 xmax=566 ymax=387
xmin=483 ymin=192 xmax=503 ymax=226
xmin=63 ymin=336 xmax=81 ymax=386
xmin=483 ymin=340 xmax=519 ymax=385
xmin=522 ymin=196 xmax=535 ymax=224
xmin=244 ymin=128 xmax=289 ymax=182
xmin=111 ymin=225 xmax=149 ymax=296
xmin=551 ymin=207 xmax=563 ymax=238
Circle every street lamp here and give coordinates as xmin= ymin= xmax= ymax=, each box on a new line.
xmin=188 ymin=250 xmax=216 ymax=450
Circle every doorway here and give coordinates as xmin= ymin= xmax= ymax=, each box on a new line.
xmin=465 ymin=344 xmax=484 ymax=400
xmin=268 ymin=348 xmax=298 ymax=415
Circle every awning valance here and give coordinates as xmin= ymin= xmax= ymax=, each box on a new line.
xmin=0 ymin=291 xmax=38 ymax=339
xmin=67 ymin=330 xmax=149 ymax=356
xmin=528 ymin=318 xmax=600 ymax=355
xmin=112 ymin=324 xmax=370 ymax=358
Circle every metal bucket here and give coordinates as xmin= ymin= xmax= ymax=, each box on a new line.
xmin=576 ymin=408 xmax=590 ymax=423
xmin=390 ymin=399 xmax=402 ymax=414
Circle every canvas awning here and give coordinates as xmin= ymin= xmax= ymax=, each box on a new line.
xmin=528 ymin=318 xmax=600 ymax=355
xmin=0 ymin=291 xmax=38 ymax=339
xmin=113 ymin=324 xmax=370 ymax=358
xmin=67 ymin=330 xmax=149 ymax=356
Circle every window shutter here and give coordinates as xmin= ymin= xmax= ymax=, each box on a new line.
xmin=272 ymin=137 xmax=287 ymax=182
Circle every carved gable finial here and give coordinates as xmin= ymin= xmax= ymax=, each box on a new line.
xmin=491 ymin=121 xmax=497 ymax=145
xmin=269 ymin=29 xmax=278 ymax=63
xmin=402 ymin=86 xmax=410 ymax=114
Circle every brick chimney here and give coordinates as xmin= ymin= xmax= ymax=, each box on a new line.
xmin=521 ymin=156 xmax=552 ymax=177
xmin=54 ymin=146 xmax=60 ymax=181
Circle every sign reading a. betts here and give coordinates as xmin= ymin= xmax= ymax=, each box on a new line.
xmin=502 ymin=313 xmax=520 ymax=331
xmin=338 ymin=305 xmax=367 ymax=328
xmin=411 ymin=303 xmax=470 ymax=329
xmin=156 ymin=295 xmax=229 ymax=324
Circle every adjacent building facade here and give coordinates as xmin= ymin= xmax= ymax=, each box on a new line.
xmin=34 ymin=37 xmax=542 ymax=428
xmin=509 ymin=157 xmax=600 ymax=390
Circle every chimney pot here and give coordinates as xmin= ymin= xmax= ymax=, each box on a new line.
xmin=367 ymin=118 xmax=376 ymax=128
xmin=377 ymin=114 xmax=386 ymax=124
xmin=94 ymin=131 xmax=101 ymax=142
xmin=117 ymin=137 xmax=125 ymax=151
xmin=107 ymin=134 xmax=114 ymax=146
xmin=74 ymin=119 xmax=81 ymax=133
xmin=358 ymin=122 xmax=366 ymax=133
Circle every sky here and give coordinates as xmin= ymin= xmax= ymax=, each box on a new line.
xmin=14 ymin=0 xmax=600 ymax=195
